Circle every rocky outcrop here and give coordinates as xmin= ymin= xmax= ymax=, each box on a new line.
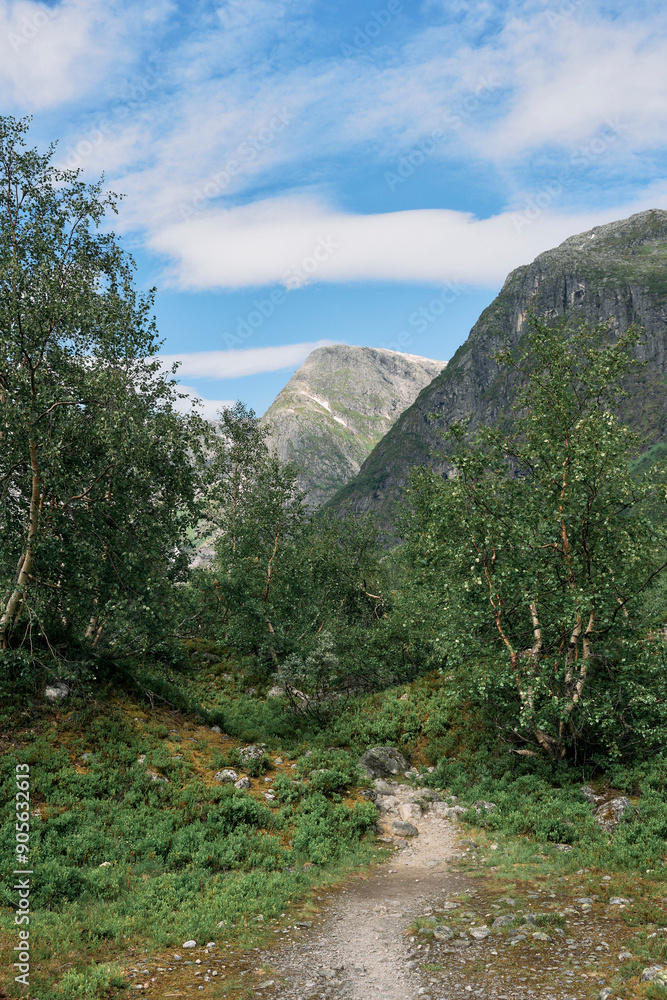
xmin=328 ymin=210 xmax=667 ymax=522
xmin=261 ymin=345 xmax=444 ymax=505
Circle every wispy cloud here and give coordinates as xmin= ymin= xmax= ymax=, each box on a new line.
xmin=171 ymin=386 xmax=235 ymax=421
xmin=159 ymin=340 xmax=340 ymax=380
xmin=148 ymin=191 xmax=667 ymax=290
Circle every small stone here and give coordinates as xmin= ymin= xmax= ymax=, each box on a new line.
xmin=576 ymin=897 xmax=595 ymax=904
xmin=441 ymin=902 xmax=460 ymax=911
xmin=618 ymin=950 xmax=633 ymax=960
xmin=205 ymin=942 xmax=215 ymax=948
xmin=210 ymin=725 xmax=222 ymax=733
xmin=267 ymin=686 xmax=284 ymax=698
xmin=532 ymin=931 xmax=549 ymax=941
xmin=473 ymin=800 xmax=496 ymax=813
xmin=470 ymin=927 xmax=490 ymax=940
xmin=234 ymin=776 xmax=250 ymax=789
xmin=173 ymin=954 xmax=182 ymax=961
xmin=608 ymin=897 xmax=631 ymax=905
xmin=492 ymin=914 xmax=515 ymax=928
xmin=137 ymin=755 xmax=147 ymax=764
xmin=510 ymin=935 xmax=527 ymax=945
xmin=182 ymin=940 xmax=196 ymax=948
xmin=274 ymin=757 xmax=284 ymax=765
xmin=598 ymin=989 xmax=614 ymax=1000
xmin=433 ymin=925 xmax=454 ymax=941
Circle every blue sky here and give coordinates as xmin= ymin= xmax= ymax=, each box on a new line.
xmin=2 ymin=0 xmax=666 ymax=415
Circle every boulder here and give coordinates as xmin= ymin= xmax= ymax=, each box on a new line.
xmin=234 ymin=776 xmax=250 ymax=789
xmin=239 ymin=744 xmax=267 ymax=763
xmin=214 ymin=769 xmax=239 ymax=783
xmin=45 ymin=681 xmax=69 ymax=702
xmin=358 ymin=746 xmax=410 ymax=779
xmin=642 ymin=965 xmax=667 ymax=984
xmin=391 ymin=820 xmax=419 ymax=837
xmin=595 ymin=797 xmax=632 ymax=832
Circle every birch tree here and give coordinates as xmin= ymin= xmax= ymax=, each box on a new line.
xmin=408 ymin=317 xmax=667 ymax=759
xmin=0 ymin=116 xmax=206 ymax=660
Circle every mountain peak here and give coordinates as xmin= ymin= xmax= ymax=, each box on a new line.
xmin=261 ymin=344 xmax=444 ymax=505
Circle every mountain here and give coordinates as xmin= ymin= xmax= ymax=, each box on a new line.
xmin=327 ymin=209 xmax=667 ymax=520
xmin=260 ymin=345 xmax=445 ymax=505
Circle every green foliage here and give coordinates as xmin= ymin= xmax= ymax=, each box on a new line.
xmin=0 ymin=115 xmax=209 ymax=671
xmin=405 ymin=316 xmax=667 ymax=761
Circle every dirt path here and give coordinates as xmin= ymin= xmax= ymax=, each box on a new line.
xmin=257 ymin=787 xmax=464 ymax=1000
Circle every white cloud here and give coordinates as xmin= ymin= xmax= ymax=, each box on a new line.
xmin=159 ymin=340 xmax=340 ymax=379
xmin=0 ymin=0 xmax=168 ymax=110
xmin=148 ymin=190 xmax=667 ymax=290
xmin=171 ymin=386 xmax=235 ymax=421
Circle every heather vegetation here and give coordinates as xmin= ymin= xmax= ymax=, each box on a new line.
xmin=3 ymin=117 xmax=667 ymax=998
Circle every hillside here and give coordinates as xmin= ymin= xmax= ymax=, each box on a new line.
xmin=327 ymin=209 xmax=667 ymax=520
xmin=260 ymin=345 xmax=444 ymax=504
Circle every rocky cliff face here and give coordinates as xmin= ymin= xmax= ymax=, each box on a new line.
xmin=261 ymin=345 xmax=445 ymax=505
xmin=328 ymin=209 xmax=667 ymax=519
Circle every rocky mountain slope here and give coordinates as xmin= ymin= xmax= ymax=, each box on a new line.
xmin=261 ymin=345 xmax=444 ymax=504
xmin=328 ymin=209 xmax=667 ymax=520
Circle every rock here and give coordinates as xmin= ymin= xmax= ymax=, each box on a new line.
xmin=263 ymin=792 xmax=276 ymax=801
xmin=267 ymin=686 xmax=285 ymax=698
xmin=470 ymin=927 xmax=490 ymax=940
xmin=432 ymin=803 xmax=466 ymax=819
xmin=576 ymin=897 xmax=595 ymax=904
xmin=210 ymin=725 xmax=222 ymax=733
xmin=582 ymin=784 xmax=605 ymax=804
xmin=99 ymin=861 xmax=111 ymax=867
xmin=492 ymin=915 xmax=516 ymax=929
xmin=642 ymin=965 xmax=667 ymax=983
xmin=239 ymin=744 xmax=267 ymax=763
xmin=598 ymin=990 xmax=614 ymax=1000
xmin=246 ymin=687 xmax=257 ymax=695
xmin=45 ymin=681 xmax=69 ymax=702
xmin=595 ymin=797 xmax=632 ymax=832
xmin=274 ymin=757 xmax=284 ymax=765
xmin=433 ymin=925 xmax=454 ymax=941
xmin=618 ymin=950 xmax=633 ymax=960
xmin=173 ymin=954 xmax=182 ymax=961
xmin=398 ymin=803 xmax=421 ymax=822
xmin=391 ymin=820 xmax=418 ymax=837
xmin=441 ymin=902 xmax=460 ymax=911
xmin=554 ymin=843 xmax=573 ymax=852
xmin=358 ymin=746 xmax=410 ymax=779
xmin=214 ymin=769 xmax=239 ymax=783
xmin=80 ymin=752 xmax=94 ymax=762
xmin=205 ymin=942 xmax=215 ymax=948
xmin=532 ymin=931 xmax=550 ymax=941
xmin=372 ymin=778 xmax=395 ymax=795
xmin=137 ymin=755 xmax=147 ymax=764
xmin=473 ymin=800 xmax=496 ymax=813
xmin=147 ymin=771 xmax=168 ymax=783
xmin=609 ymin=897 xmax=632 ymax=905
xmin=183 ymin=940 xmax=196 ymax=948
xmin=234 ymin=776 xmax=250 ymax=789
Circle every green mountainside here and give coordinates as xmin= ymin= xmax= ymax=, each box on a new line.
xmin=328 ymin=209 xmax=667 ymax=520
xmin=260 ymin=345 xmax=444 ymax=504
